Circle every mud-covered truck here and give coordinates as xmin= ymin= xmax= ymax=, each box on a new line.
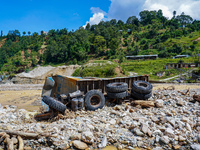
xmin=41 ymin=75 xmax=152 ymax=113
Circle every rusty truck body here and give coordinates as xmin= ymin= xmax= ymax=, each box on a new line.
xmin=41 ymin=75 xmax=149 ymax=112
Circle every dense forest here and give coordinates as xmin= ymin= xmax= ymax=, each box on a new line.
xmin=0 ymin=9 xmax=200 ymax=74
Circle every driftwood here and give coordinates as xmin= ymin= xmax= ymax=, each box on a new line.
xmin=178 ymin=88 xmax=190 ymax=95
xmin=193 ymin=95 xmax=200 ymax=102
xmin=0 ymin=132 xmax=13 ymax=150
xmin=5 ymin=137 xmax=14 ymax=150
xmin=132 ymin=100 xmax=155 ymax=108
xmin=163 ymin=86 xmax=175 ymax=90
xmin=17 ymin=136 xmax=24 ymax=150
xmin=0 ymin=130 xmax=56 ymax=139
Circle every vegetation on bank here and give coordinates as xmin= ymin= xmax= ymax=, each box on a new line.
xmin=0 ymin=9 xmax=200 ymax=80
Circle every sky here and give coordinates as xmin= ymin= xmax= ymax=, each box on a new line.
xmin=0 ymin=0 xmax=200 ymax=35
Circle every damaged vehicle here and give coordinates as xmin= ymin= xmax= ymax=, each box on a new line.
xmin=40 ymin=75 xmax=152 ymax=114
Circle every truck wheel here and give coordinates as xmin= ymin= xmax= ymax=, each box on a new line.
xmin=131 ymin=90 xmax=152 ymax=100
xmin=132 ymin=80 xmax=152 ymax=94
xmin=84 ymin=90 xmax=105 ymax=111
xmin=106 ymin=82 xmax=128 ymax=93
xmin=107 ymin=91 xmax=127 ymax=99
xmin=42 ymin=96 xmax=66 ymax=113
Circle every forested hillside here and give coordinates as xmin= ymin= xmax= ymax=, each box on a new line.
xmin=0 ymin=9 xmax=200 ymax=75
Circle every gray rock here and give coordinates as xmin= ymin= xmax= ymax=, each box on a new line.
xmin=177 ymin=98 xmax=184 ymax=106
xmin=82 ymin=131 xmax=95 ymax=144
xmin=165 ymin=128 xmax=174 ymax=137
xmin=178 ymin=135 xmax=186 ymax=142
xmin=191 ymin=144 xmax=200 ymax=150
xmin=160 ymin=136 xmax=170 ymax=144
xmin=186 ymin=123 xmax=192 ymax=132
xmin=134 ymin=128 xmax=144 ymax=136
xmin=155 ymin=99 xmax=164 ymax=108
xmin=141 ymin=123 xmax=149 ymax=134
xmin=147 ymin=128 xmax=152 ymax=137
xmin=98 ymin=135 xmax=107 ymax=148
xmin=152 ymin=147 xmax=162 ymax=150
xmin=137 ymin=141 xmax=143 ymax=147
xmin=182 ymin=116 xmax=189 ymax=122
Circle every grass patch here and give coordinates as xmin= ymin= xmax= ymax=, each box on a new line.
xmin=72 ymin=63 xmax=118 ymax=78
xmin=121 ymin=57 xmax=199 ymax=80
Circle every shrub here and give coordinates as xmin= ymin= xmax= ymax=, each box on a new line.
xmin=193 ymin=41 xmax=198 ymax=44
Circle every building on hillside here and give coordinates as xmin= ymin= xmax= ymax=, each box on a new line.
xmin=128 ymin=29 xmax=131 ymax=34
xmin=126 ymin=54 xmax=158 ymax=60
xmin=165 ymin=63 xmax=199 ymax=69
xmin=173 ymin=55 xmax=189 ymax=59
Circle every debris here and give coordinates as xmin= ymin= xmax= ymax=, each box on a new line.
xmin=131 ymin=100 xmax=155 ymax=108
xmin=17 ymin=136 xmax=24 ymax=150
xmin=193 ymin=94 xmax=200 ymax=102
xmin=0 ymin=130 xmax=56 ymax=139
xmin=178 ymin=88 xmax=190 ymax=95
xmin=163 ymin=86 xmax=175 ymax=90
xmin=0 ymin=132 xmax=13 ymax=150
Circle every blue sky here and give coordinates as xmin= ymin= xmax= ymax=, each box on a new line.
xmin=0 ymin=0 xmax=200 ymax=35
xmin=0 ymin=0 xmax=111 ymax=35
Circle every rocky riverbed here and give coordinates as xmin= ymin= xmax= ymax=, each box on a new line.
xmin=0 ymin=88 xmax=200 ymax=150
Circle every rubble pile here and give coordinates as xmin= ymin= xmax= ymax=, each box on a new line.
xmin=0 ymin=88 xmax=200 ymax=150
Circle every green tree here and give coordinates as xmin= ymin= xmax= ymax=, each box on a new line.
xmin=176 ymin=12 xmax=193 ymax=26
xmin=23 ymin=31 xmax=26 ymax=36
xmin=93 ymin=36 xmax=106 ymax=55
xmin=126 ymin=16 xmax=139 ymax=26
xmin=28 ymin=31 xmax=31 ymax=35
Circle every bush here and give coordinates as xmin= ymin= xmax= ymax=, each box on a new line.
xmin=193 ymin=41 xmax=198 ymax=44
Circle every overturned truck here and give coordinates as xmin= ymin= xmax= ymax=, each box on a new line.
xmin=41 ymin=75 xmax=152 ymax=113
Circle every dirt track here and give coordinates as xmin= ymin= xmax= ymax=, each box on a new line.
xmin=0 ymin=83 xmax=199 ymax=111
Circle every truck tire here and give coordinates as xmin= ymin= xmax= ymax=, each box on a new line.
xmin=106 ymin=82 xmax=128 ymax=93
xmin=107 ymin=91 xmax=127 ymax=99
xmin=84 ymin=90 xmax=105 ymax=111
xmin=131 ymin=90 xmax=152 ymax=100
xmin=42 ymin=96 xmax=66 ymax=113
xmin=132 ymin=80 xmax=152 ymax=94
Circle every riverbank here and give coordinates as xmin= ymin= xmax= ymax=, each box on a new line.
xmin=0 ymin=87 xmax=200 ymax=149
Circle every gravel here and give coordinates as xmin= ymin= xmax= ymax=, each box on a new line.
xmin=0 ymin=87 xmax=200 ymax=149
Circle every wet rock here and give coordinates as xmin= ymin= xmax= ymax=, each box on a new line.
xmin=102 ymin=146 xmax=117 ymax=150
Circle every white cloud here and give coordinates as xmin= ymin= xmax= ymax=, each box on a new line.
xmin=84 ymin=0 xmax=200 ymax=27
xmin=143 ymin=0 xmax=200 ymax=19
xmin=107 ymin=0 xmax=200 ymax=21
xmin=83 ymin=7 xmax=106 ymax=28
xmin=91 ymin=7 xmax=107 ymax=15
